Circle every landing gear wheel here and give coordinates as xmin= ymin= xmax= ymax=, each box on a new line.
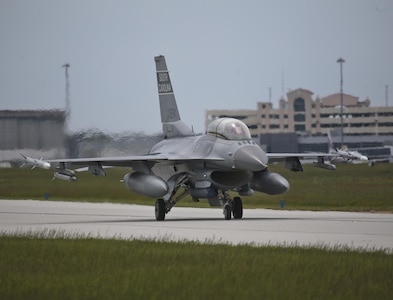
xmin=233 ymin=196 xmax=243 ymax=219
xmin=224 ymin=204 xmax=232 ymax=220
xmin=155 ymin=199 xmax=166 ymax=221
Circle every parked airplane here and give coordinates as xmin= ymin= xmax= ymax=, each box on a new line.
xmin=327 ymin=131 xmax=368 ymax=163
xmin=24 ymin=55 xmax=347 ymax=221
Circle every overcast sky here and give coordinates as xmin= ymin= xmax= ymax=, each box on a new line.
xmin=1 ymin=0 xmax=392 ymax=134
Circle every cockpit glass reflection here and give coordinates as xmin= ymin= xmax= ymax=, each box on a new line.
xmin=207 ymin=118 xmax=251 ymax=140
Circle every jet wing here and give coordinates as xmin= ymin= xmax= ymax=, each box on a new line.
xmin=28 ymin=152 xmax=225 ymax=179
xmin=267 ymin=153 xmax=338 ymax=171
xmin=267 ymin=152 xmax=337 ymax=161
xmin=45 ymin=153 xmax=225 ymax=168
xmin=46 ymin=153 xmax=169 ymax=167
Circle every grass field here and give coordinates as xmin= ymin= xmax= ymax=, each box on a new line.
xmin=1 ymin=163 xmax=392 ymax=211
xmin=1 ymin=232 xmax=392 ymax=300
xmin=1 ymin=164 xmax=392 ymax=298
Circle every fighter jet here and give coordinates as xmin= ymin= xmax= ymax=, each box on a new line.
xmin=24 ymin=55 xmax=342 ymax=221
xmin=327 ymin=131 xmax=368 ymax=163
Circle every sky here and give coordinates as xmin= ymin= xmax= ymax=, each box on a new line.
xmin=1 ymin=0 xmax=392 ymax=134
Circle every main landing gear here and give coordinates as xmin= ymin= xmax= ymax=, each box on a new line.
xmin=155 ymin=199 xmax=166 ymax=221
xmin=155 ymin=193 xmax=244 ymax=221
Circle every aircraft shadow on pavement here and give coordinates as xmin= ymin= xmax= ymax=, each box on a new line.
xmin=41 ymin=216 xmax=307 ymax=225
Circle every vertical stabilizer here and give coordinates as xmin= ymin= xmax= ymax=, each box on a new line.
xmin=327 ymin=130 xmax=336 ymax=151
xmin=155 ymin=55 xmax=194 ymax=138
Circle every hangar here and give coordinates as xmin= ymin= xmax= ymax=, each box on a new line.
xmin=0 ymin=110 xmax=66 ymax=163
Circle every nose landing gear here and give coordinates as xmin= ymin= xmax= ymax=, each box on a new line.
xmin=222 ymin=191 xmax=243 ymax=220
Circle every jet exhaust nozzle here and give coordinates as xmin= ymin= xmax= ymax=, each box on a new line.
xmin=123 ymin=172 xmax=168 ymax=198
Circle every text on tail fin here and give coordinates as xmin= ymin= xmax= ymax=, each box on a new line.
xmin=157 ymin=71 xmax=173 ymax=94
xmin=154 ymin=55 xmax=194 ymax=138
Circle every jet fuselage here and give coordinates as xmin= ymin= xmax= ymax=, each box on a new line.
xmin=149 ymin=133 xmax=269 ymax=191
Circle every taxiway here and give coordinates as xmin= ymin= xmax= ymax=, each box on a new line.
xmin=1 ymin=200 xmax=392 ymax=251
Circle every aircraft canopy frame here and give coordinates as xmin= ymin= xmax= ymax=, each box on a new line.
xmin=207 ymin=118 xmax=251 ymax=141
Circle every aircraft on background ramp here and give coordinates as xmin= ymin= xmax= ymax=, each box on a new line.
xmin=327 ymin=131 xmax=368 ymax=163
xmin=24 ymin=55 xmax=353 ymax=221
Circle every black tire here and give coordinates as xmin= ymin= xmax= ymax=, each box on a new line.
xmin=233 ymin=197 xmax=243 ymax=219
xmin=224 ymin=204 xmax=232 ymax=220
xmin=155 ymin=199 xmax=166 ymax=221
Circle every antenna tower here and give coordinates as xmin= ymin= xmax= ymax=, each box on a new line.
xmin=337 ymin=57 xmax=345 ymax=146
xmin=62 ymin=63 xmax=71 ymax=133
xmin=386 ymin=85 xmax=389 ymax=107
xmin=269 ymin=86 xmax=272 ymax=103
xmin=281 ymin=68 xmax=285 ymax=98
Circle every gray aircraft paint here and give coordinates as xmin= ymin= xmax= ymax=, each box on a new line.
xmin=22 ymin=55 xmax=353 ymax=221
xmin=155 ymin=55 xmax=194 ymax=139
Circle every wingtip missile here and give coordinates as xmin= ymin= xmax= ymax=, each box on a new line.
xmin=20 ymin=153 xmax=51 ymax=170
xmin=360 ymin=155 xmax=368 ymax=162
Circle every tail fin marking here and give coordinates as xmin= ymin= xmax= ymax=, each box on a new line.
xmin=154 ymin=55 xmax=194 ymax=138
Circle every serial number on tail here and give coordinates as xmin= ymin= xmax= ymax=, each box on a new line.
xmin=157 ymin=72 xmax=173 ymax=93
xmin=158 ymin=83 xmax=173 ymax=93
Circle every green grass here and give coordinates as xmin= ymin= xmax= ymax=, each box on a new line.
xmin=1 ymin=163 xmax=393 ymax=211
xmin=1 ymin=165 xmax=392 ymax=299
xmin=249 ymin=163 xmax=393 ymax=211
xmin=1 ymin=232 xmax=392 ymax=299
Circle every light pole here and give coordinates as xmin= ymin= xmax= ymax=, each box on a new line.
xmin=62 ymin=63 xmax=71 ymax=134
xmin=62 ymin=63 xmax=71 ymax=158
xmin=337 ymin=57 xmax=345 ymax=147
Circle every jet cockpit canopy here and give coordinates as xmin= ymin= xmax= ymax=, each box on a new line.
xmin=207 ymin=118 xmax=251 ymax=140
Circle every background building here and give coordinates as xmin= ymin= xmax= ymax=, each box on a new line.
xmin=0 ymin=110 xmax=67 ymax=164
xmin=0 ymin=109 xmax=163 ymax=165
xmin=206 ymin=88 xmax=393 ymax=155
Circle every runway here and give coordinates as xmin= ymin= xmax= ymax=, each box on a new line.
xmin=1 ymin=200 xmax=392 ymax=251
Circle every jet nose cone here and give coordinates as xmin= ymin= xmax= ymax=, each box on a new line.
xmin=360 ymin=155 xmax=368 ymax=162
xmin=233 ymin=146 xmax=268 ymax=171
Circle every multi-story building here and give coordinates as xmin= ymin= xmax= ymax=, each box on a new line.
xmin=206 ymin=88 xmax=393 ymax=154
xmin=206 ymin=88 xmax=393 ymax=138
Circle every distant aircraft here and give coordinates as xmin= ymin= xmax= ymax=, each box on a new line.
xmin=24 ymin=55 xmax=355 ymax=221
xmin=327 ymin=131 xmax=368 ymax=163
